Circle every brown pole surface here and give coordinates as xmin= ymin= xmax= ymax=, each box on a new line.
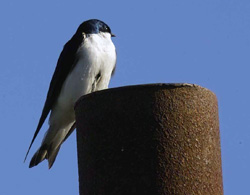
xmin=75 ymin=83 xmax=223 ymax=195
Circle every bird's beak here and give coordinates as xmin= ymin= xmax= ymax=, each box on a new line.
xmin=111 ymin=33 xmax=116 ymax=37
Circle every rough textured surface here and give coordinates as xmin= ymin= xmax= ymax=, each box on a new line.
xmin=75 ymin=83 xmax=223 ymax=195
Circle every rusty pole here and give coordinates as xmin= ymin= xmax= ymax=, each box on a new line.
xmin=75 ymin=83 xmax=223 ymax=195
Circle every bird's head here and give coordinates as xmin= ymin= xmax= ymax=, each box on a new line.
xmin=76 ymin=19 xmax=115 ymax=37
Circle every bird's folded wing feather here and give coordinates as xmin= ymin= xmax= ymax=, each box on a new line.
xmin=24 ymin=34 xmax=82 ymax=161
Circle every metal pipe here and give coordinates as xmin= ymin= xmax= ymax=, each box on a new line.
xmin=75 ymin=83 xmax=223 ymax=195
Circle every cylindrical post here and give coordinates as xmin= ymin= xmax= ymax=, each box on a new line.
xmin=75 ymin=83 xmax=223 ymax=195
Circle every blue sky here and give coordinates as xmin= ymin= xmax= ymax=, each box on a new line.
xmin=0 ymin=0 xmax=249 ymax=194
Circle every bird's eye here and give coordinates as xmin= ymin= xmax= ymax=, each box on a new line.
xmin=101 ymin=25 xmax=110 ymax=33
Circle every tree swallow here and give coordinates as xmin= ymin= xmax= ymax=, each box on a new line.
xmin=25 ymin=19 xmax=116 ymax=168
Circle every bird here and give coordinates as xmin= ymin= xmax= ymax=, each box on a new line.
xmin=24 ymin=19 xmax=116 ymax=168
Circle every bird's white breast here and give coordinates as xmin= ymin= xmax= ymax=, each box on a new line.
xmin=56 ymin=32 xmax=116 ymax=113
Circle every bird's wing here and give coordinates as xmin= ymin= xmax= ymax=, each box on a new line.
xmin=24 ymin=35 xmax=82 ymax=161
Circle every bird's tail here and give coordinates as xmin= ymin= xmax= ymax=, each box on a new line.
xmin=28 ymin=123 xmax=76 ymax=169
xmin=29 ymin=143 xmax=61 ymax=169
